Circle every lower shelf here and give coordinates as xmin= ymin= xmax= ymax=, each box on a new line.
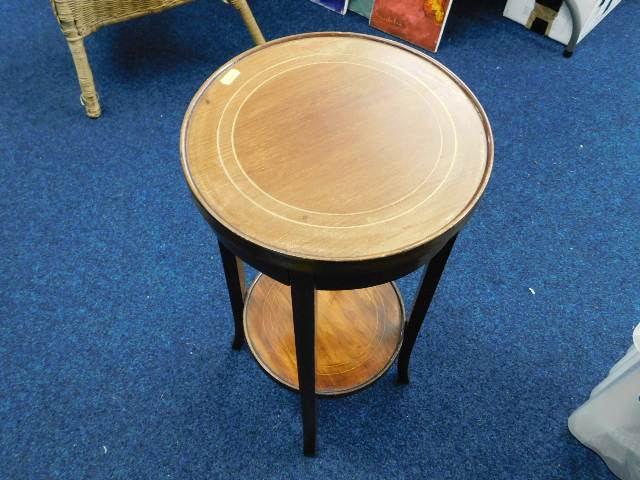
xmin=243 ymin=274 xmax=405 ymax=396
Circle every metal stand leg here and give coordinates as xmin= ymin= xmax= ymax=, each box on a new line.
xmin=563 ymin=0 xmax=582 ymax=58
xmin=290 ymin=271 xmax=317 ymax=456
xmin=218 ymin=241 xmax=246 ymax=350
xmin=398 ymin=235 xmax=458 ymax=384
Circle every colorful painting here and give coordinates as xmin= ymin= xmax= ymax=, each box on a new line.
xmin=349 ymin=0 xmax=374 ymax=18
xmin=310 ymin=0 xmax=350 ymax=14
xmin=370 ymin=0 xmax=453 ymax=52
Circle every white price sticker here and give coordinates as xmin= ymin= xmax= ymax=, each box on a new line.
xmin=221 ymin=68 xmax=241 ymax=86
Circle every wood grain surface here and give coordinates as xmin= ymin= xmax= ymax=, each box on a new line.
xmin=244 ymin=274 xmax=404 ymax=395
xmin=181 ymin=32 xmax=493 ymax=263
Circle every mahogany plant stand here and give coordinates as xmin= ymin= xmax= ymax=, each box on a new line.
xmin=181 ymin=32 xmax=493 ymax=456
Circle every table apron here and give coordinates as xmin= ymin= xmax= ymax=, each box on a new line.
xmin=195 ymin=196 xmax=472 ymax=290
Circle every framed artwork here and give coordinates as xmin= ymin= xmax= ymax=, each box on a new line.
xmin=349 ymin=0 xmax=374 ymax=18
xmin=310 ymin=0 xmax=350 ymax=14
xmin=370 ymin=0 xmax=453 ymax=52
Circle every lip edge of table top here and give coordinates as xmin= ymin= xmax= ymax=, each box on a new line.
xmin=180 ymin=31 xmax=494 ymax=264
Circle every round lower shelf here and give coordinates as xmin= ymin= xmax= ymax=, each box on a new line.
xmin=243 ymin=274 xmax=405 ymax=396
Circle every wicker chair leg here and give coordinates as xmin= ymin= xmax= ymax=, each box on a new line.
xmin=66 ymin=37 xmax=101 ymax=118
xmin=228 ymin=0 xmax=266 ymax=45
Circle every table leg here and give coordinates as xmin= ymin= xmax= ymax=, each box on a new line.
xmin=290 ymin=271 xmax=317 ymax=456
xmin=218 ymin=241 xmax=246 ymax=350
xmin=398 ymin=235 xmax=457 ymax=384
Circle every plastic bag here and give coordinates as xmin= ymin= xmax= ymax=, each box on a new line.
xmin=568 ymin=324 xmax=640 ymax=480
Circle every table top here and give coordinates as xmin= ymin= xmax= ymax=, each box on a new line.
xmin=181 ymin=32 xmax=493 ymax=263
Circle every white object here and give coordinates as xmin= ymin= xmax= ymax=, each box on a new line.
xmin=503 ymin=0 xmax=622 ymax=45
xmin=568 ymin=324 xmax=640 ymax=480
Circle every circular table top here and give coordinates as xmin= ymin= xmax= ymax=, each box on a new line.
xmin=181 ymin=32 xmax=493 ymax=263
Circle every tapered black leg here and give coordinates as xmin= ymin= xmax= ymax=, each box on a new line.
xmin=398 ymin=235 xmax=457 ymax=384
xmin=218 ymin=241 xmax=246 ymax=350
xmin=290 ymin=271 xmax=317 ymax=457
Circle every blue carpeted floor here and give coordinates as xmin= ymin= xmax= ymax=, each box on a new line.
xmin=1 ymin=0 xmax=639 ymax=478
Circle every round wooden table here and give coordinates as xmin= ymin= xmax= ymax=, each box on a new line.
xmin=180 ymin=32 xmax=493 ymax=456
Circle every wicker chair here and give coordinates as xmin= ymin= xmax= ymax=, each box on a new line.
xmin=50 ymin=0 xmax=265 ymax=118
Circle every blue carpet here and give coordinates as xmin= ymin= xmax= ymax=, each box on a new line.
xmin=1 ymin=0 xmax=638 ymax=478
